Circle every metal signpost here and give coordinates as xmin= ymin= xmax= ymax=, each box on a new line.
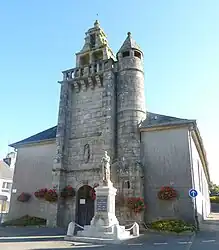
xmin=189 ymin=189 xmax=199 ymax=230
xmin=189 ymin=189 xmax=198 ymax=198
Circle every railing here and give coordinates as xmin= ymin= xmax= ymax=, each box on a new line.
xmin=62 ymin=60 xmax=112 ymax=81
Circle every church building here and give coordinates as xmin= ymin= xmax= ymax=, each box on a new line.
xmin=8 ymin=21 xmax=211 ymax=228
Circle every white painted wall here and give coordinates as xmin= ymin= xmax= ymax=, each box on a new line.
xmin=189 ymin=132 xmax=211 ymax=221
xmin=8 ymin=142 xmax=56 ymax=220
xmin=0 ymin=178 xmax=12 ymax=203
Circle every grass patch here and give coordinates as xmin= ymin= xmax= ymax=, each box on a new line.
xmin=1 ymin=215 xmax=46 ymax=227
xmin=210 ymin=196 xmax=219 ymax=204
xmin=150 ymin=219 xmax=196 ymax=233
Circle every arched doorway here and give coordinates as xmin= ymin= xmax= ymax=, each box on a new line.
xmin=76 ymin=185 xmax=94 ymax=228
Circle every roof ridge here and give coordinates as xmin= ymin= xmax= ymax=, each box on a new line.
xmin=147 ymin=111 xmax=195 ymax=121
xmin=10 ymin=125 xmax=57 ymax=148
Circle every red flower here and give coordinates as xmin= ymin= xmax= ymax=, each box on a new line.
xmin=34 ymin=188 xmax=47 ymax=198
xmin=127 ymin=197 xmax=145 ymax=213
xmin=89 ymin=188 xmax=96 ymax=200
xmin=60 ymin=186 xmax=76 ymax=199
xmin=158 ymin=186 xmax=177 ymax=200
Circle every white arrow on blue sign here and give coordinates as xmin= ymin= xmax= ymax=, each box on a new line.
xmin=189 ymin=189 xmax=198 ymax=198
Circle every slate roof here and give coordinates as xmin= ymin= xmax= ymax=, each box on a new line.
xmin=9 ymin=112 xmax=195 ymax=148
xmin=9 ymin=126 xmax=57 ymax=148
xmin=0 ymin=161 xmax=13 ymax=180
xmin=118 ymin=32 xmax=141 ymax=54
xmin=140 ymin=112 xmax=195 ymax=129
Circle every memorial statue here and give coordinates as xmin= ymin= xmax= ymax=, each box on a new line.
xmin=101 ymin=151 xmax=111 ymax=185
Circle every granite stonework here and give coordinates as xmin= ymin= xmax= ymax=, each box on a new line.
xmin=10 ymin=21 xmax=211 ymax=230
xmin=47 ymin=21 xmax=146 ymax=228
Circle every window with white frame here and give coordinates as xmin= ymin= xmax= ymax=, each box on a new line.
xmin=1 ymin=182 xmax=11 ymax=192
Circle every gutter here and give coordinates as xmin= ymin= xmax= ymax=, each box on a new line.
xmin=190 ymin=123 xmax=211 ymax=184
xmin=9 ymin=138 xmax=56 ymax=149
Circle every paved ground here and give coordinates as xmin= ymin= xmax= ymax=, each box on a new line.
xmin=0 ymin=227 xmax=219 ymax=250
xmin=211 ymin=203 xmax=219 ymax=213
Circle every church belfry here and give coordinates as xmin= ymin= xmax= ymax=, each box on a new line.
xmin=75 ymin=20 xmax=115 ymax=68
xmin=49 ymin=22 xmax=146 ymax=227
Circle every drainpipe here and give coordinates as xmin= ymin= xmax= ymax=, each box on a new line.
xmin=188 ymin=129 xmax=200 ymax=231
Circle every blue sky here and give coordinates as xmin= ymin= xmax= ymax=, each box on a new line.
xmin=0 ymin=1 xmax=218 ymax=183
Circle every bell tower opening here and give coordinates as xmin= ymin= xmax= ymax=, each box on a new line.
xmin=92 ymin=50 xmax=103 ymax=62
xmin=90 ymin=34 xmax=96 ymax=48
xmin=80 ymin=54 xmax=90 ymax=66
xmin=75 ymin=20 xmax=116 ymax=68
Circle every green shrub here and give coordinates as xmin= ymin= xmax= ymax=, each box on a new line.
xmin=210 ymin=196 xmax=219 ymax=204
xmin=150 ymin=219 xmax=195 ymax=233
xmin=2 ymin=215 xmax=46 ymax=227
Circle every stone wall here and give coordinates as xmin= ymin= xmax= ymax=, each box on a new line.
xmin=68 ymin=62 xmax=116 ymax=170
xmin=63 ymin=168 xmax=101 ymax=227
xmin=114 ymin=49 xmax=146 ymax=224
xmin=48 ymin=58 xmax=117 ymax=227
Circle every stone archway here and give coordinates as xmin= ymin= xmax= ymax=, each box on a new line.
xmin=76 ymin=185 xmax=94 ymax=228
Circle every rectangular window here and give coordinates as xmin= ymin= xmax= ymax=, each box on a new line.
xmin=1 ymin=182 xmax=11 ymax=192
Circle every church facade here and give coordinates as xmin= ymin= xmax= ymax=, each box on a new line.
xmin=9 ymin=21 xmax=211 ymax=228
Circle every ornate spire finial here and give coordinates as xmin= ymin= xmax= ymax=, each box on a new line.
xmin=94 ymin=15 xmax=100 ymax=27
xmin=127 ymin=32 xmax=131 ymax=37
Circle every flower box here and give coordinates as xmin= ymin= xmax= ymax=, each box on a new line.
xmin=44 ymin=189 xmax=58 ymax=202
xmin=34 ymin=188 xmax=47 ymax=199
xmin=158 ymin=186 xmax=178 ymax=200
xmin=127 ymin=197 xmax=145 ymax=213
xmin=60 ymin=185 xmax=76 ymax=199
xmin=17 ymin=192 xmax=31 ymax=202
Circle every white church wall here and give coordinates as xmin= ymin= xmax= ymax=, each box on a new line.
xmin=189 ymin=133 xmax=210 ymax=221
xmin=141 ymin=127 xmax=195 ymax=223
xmin=8 ymin=141 xmax=56 ymax=220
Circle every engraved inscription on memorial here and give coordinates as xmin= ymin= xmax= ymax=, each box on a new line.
xmin=96 ymin=196 xmax=107 ymax=212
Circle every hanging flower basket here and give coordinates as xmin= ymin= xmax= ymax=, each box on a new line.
xmin=89 ymin=183 xmax=99 ymax=201
xmin=44 ymin=189 xmax=58 ymax=202
xmin=17 ymin=192 xmax=31 ymax=202
xmin=60 ymin=185 xmax=76 ymax=199
xmin=34 ymin=188 xmax=47 ymax=199
xmin=127 ymin=197 xmax=145 ymax=213
xmin=157 ymin=186 xmax=178 ymax=200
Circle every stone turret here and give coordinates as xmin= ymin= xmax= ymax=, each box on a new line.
xmin=116 ymin=32 xmax=146 ymax=197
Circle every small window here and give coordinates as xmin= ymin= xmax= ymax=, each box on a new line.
xmin=123 ymin=180 xmax=130 ymax=189
xmin=134 ymin=51 xmax=141 ymax=59
xmin=122 ymin=51 xmax=130 ymax=57
xmin=2 ymin=182 xmax=11 ymax=192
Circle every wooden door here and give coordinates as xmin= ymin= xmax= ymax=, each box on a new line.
xmin=76 ymin=185 xmax=94 ymax=230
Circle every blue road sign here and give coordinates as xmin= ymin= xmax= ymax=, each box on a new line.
xmin=189 ymin=189 xmax=198 ymax=198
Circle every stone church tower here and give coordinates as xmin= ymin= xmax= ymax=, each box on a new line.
xmin=47 ymin=21 xmax=146 ymax=227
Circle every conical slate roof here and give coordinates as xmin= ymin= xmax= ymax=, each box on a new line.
xmin=118 ymin=32 xmax=141 ymax=53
